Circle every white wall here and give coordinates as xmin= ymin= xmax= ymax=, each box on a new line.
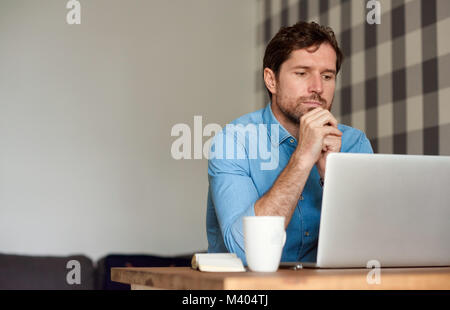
xmin=0 ymin=0 xmax=259 ymax=261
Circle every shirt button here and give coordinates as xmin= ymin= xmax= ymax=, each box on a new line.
xmin=289 ymin=138 xmax=294 ymax=143
xmin=300 ymin=194 xmax=304 ymax=201
xmin=305 ymin=231 xmax=310 ymax=237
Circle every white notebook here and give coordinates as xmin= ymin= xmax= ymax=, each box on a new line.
xmin=191 ymin=253 xmax=245 ymax=272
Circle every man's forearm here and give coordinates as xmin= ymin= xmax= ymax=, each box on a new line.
xmin=254 ymin=151 xmax=314 ymax=228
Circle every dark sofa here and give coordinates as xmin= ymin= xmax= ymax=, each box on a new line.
xmin=0 ymin=252 xmax=196 ymax=290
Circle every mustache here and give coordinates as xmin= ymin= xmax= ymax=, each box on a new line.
xmin=298 ymin=94 xmax=327 ymax=105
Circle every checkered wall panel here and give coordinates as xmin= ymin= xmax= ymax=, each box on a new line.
xmin=258 ymin=0 xmax=450 ymax=155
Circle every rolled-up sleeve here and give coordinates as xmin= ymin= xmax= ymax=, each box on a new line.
xmin=208 ymin=130 xmax=259 ymax=261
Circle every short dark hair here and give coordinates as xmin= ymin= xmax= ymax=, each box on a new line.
xmin=263 ymin=21 xmax=344 ymax=99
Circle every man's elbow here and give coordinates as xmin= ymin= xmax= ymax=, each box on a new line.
xmin=222 ymin=225 xmax=247 ymax=265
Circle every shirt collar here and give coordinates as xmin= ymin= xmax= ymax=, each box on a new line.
xmin=262 ymin=102 xmax=293 ymax=146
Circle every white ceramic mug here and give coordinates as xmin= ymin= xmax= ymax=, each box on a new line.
xmin=243 ymin=216 xmax=286 ymax=272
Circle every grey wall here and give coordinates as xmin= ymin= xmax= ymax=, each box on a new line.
xmin=259 ymin=0 xmax=450 ymax=156
xmin=0 ymin=0 xmax=259 ymax=261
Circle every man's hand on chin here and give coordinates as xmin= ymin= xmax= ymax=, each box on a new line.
xmin=316 ymin=134 xmax=342 ymax=179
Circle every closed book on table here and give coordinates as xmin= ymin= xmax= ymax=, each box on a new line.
xmin=191 ymin=253 xmax=245 ymax=272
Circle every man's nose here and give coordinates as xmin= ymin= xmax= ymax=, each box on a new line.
xmin=307 ymin=73 xmax=323 ymax=95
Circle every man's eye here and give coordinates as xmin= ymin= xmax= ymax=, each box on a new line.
xmin=323 ymin=75 xmax=333 ymax=81
xmin=295 ymin=72 xmax=306 ymax=76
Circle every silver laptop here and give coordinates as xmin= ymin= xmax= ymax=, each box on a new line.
xmin=285 ymin=153 xmax=450 ymax=269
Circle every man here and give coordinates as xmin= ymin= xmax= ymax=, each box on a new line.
xmin=206 ymin=21 xmax=373 ymax=264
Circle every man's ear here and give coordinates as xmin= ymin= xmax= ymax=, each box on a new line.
xmin=263 ymin=68 xmax=277 ymax=96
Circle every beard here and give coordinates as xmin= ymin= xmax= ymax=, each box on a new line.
xmin=278 ymin=93 xmax=331 ymax=124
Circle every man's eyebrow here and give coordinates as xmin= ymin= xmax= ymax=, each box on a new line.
xmin=291 ymin=65 xmax=336 ymax=75
xmin=322 ymin=69 xmax=337 ymax=75
xmin=291 ymin=65 xmax=310 ymax=70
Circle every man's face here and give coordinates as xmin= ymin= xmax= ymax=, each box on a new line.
xmin=272 ymin=43 xmax=337 ymax=124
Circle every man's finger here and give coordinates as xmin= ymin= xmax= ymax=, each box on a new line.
xmin=321 ymin=126 xmax=342 ymax=137
xmin=300 ymin=107 xmax=324 ymax=122
xmin=309 ymin=110 xmax=338 ymax=128
xmin=323 ymin=134 xmax=342 ymax=143
xmin=323 ymin=134 xmax=342 ymax=152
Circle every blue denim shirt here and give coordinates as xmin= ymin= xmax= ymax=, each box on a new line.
xmin=206 ymin=103 xmax=374 ymax=264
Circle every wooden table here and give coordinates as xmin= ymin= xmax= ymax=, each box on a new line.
xmin=111 ymin=266 xmax=450 ymax=290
